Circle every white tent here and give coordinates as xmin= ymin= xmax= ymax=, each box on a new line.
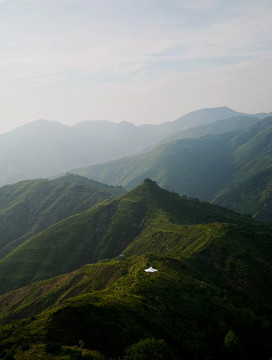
xmin=144 ymin=266 xmax=158 ymax=273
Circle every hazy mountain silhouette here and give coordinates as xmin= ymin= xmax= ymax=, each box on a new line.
xmin=0 ymin=107 xmax=267 ymax=186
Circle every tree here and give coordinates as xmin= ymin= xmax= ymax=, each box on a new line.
xmin=224 ymin=330 xmax=240 ymax=350
xmin=124 ymin=338 xmax=171 ymax=360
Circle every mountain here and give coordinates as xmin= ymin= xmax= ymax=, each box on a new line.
xmin=140 ymin=106 xmax=251 ymax=140
xmin=164 ymin=115 xmax=260 ymax=142
xmin=52 ymin=173 xmax=125 ymax=197
xmin=0 ymin=181 xmax=271 ymax=359
xmin=213 ymin=168 xmax=272 ymax=222
xmin=0 ymin=179 xmax=267 ymax=295
xmin=71 ymin=131 xmax=238 ymax=199
xmin=0 ymin=107 xmax=268 ymax=187
xmin=0 ymin=175 xmax=124 ymax=259
xmin=0 ymin=119 xmax=155 ymax=186
xmin=72 ymin=117 xmax=272 ymax=222
xmin=212 ymin=117 xmax=272 ymax=219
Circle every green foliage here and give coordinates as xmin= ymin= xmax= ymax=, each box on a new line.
xmin=0 ymin=181 xmax=271 ymax=359
xmin=124 ymin=338 xmax=171 ymax=360
xmin=224 ymin=330 xmax=240 ymax=350
xmin=78 ymin=340 xmax=85 ymax=349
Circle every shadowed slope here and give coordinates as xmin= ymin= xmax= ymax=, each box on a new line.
xmin=72 ymin=118 xmax=272 ymax=221
xmin=0 ymin=177 xmax=118 ymax=259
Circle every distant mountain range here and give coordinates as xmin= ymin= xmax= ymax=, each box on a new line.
xmin=0 ymin=106 xmax=270 ymax=186
xmin=72 ymin=117 xmax=272 ymax=222
xmin=0 ymin=180 xmax=271 ymax=359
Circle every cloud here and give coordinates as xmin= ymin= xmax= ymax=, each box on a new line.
xmin=0 ymin=0 xmax=271 ymax=132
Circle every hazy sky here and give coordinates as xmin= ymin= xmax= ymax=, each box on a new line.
xmin=0 ymin=0 xmax=272 ymax=133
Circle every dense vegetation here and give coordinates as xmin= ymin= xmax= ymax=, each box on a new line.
xmin=0 ymin=180 xmax=271 ymax=359
xmin=0 ymin=179 xmax=266 ymax=295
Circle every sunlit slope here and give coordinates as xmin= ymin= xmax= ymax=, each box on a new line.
xmin=0 ymin=179 xmax=267 ymax=295
xmin=0 ymin=247 xmax=272 ymax=359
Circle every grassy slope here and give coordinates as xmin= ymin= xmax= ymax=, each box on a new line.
xmin=52 ymin=173 xmax=125 ymax=197
xmin=0 ymin=177 xmax=117 ymax=259
xmin=0 ymin=181 xmax=271 ymax=359
xmin=0 ymin=180 xmax=269 ymax=295
xmin=0 ymin=247 xmax=272 ymax=359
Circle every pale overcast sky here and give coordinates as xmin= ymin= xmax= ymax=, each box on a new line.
xmin=0 ymin=0 xmax=272 ymax=133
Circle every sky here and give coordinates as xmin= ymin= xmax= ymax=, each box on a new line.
xmin=0 ymin=0 xmax=272 ymax=133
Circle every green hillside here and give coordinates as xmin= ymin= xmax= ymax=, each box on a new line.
xmin=213 ymin=168 xmax=272 ymax=221
xmin=0 ymin=179 xmax=268 ymax=295
xmin=72 ymin=118 xmax=272 ymax=221
xmin=212 ymin=118 xmax=272 ymax=220
xmin=72 ymin=132 xmax=236 ymax=201
xmin=53 ymin=173 xmax=125 ymax=197
xmin=231 ymin=117 xmax=272 ymax=181
xmin=0 ymin=247 xmax=272 ymax=359
xmin=0 ymin=180 xmax=271 ymax=359
xmin=0 ymin=176 xmax=121 ymax=259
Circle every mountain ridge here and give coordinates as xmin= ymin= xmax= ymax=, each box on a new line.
xmin=0 ymin=179 xmax=268 ymax=295
xmin=71 ymin=117 xmax=272 ymax=221
xmin=0 ymin=106 xmax=270 ymax=187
